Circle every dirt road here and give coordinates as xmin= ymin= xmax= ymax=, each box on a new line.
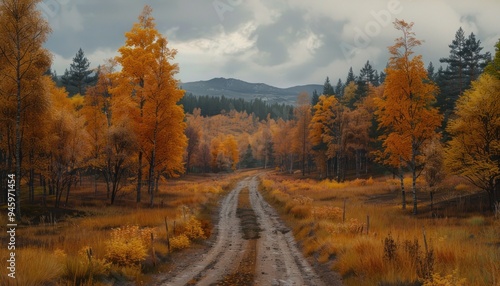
xmin=158 ymin=176 xmax=330 ymax=286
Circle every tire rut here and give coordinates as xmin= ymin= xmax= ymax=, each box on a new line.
xmin=159 ymin=176 xmax=325 ymax=286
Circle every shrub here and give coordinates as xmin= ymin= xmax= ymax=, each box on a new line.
xmin=105 ymin=225 xmax=155 ymax=266
xmin=182 ymin=217 xmax=206 ymax=240
xmin=170 ymin=234 xmax=190 ymax=250
xmin=312 ymin=206 xmax=343 ymax=220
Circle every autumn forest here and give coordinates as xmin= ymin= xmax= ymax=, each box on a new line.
xmin=0 ymin=1 xmax=499 ymax=285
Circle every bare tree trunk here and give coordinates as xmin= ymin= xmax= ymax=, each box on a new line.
xmin=399 ymin=168 xmax=406 ymax=210
xmin=137 ymin=151 xmax=143 ymax=202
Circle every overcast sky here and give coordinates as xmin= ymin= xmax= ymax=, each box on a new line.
xmin=42 ymin=0 xmax=500 ymax=88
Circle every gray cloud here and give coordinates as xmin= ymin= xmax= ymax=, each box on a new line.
xmin=43 ymin=0 xmax=500 ymax=87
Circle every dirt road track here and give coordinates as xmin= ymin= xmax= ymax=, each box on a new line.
xmin=158 ymin=176 xmax=331 ymax=286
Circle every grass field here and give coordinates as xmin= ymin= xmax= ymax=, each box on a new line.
xmin=259 ymin=173 xmax=500 ymax=286
xmin=0 ymin=171 xmax=249 ymax=285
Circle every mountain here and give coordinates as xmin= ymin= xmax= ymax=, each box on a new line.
xmin=180 ymin=77 xmax=322 ymax=105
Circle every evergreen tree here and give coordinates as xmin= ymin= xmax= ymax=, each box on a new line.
xmin=379 ymin=70 xmax=386 ymax=83
xmin=427 ymin=62 xmax=435 ymax=82
xmin=373 ymin=70 xmax=380 ymax=86
xmin=439 ymin=28 xmax=467 ymax=108
xmin=61 ymin=48 xmax=96 ymax=96
xmin=345 ymin=67 xmax=355 ymax=85
xmin=322 ymin=76 xmax=335 ymax=95
xmin=464 ymin=33 xmax=491 ymax=81
xmin=335 ymin=78 xmax=343 ymax=97
xmin=359 ymin=60 xmax=377 ymax=85
xmin=311 ymin=89 xmax=320 ymax=107
xmin=241 ymin=144 xmax=256 ymax=168
xmin=438 ymin=28 xmax=490 ymax=131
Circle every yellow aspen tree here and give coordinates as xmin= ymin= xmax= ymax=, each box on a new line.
xmin=309 ymin=95 xmax=338 ymax=178
xmin=0 ymin=0 xmax=51 ymax=216
xmin=272 ymin=118 xmax=294 ymax=173
xmin=223 ymin=135 xmax=239 ymax=171
xmin=375 ymin=20 xmax=442 ymax=215
xmin=81 ymin=69 xmax=111 ymax=195
xmin=294 ymin=92 xmax=312 ymax=176
xmin=344 ymin=106 xmax=371 ymax=178
xmin=185 ymin=120 xmax=202 ymax=174
xmin=445 ymin=74 xmax=500 ymax=210
xmin=111 ymin=5 xmax=157 ymax=203
xmin=45 ymin=79 xmax=89 ymax=207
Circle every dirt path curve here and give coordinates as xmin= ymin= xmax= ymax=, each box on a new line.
xmin=159 ymin=176 xmax=326 ymax=286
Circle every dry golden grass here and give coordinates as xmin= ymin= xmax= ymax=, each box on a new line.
xmin=260 ymin=174 xmax=500 ymax=286
xmin=0 ymin=172 xmax=244 ymax=285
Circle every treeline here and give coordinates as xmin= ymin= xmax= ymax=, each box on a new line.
xmin=183 ymin=22 xmax=499 ymax=214
xmin=0 ymin=4 xmax=186 ymax=214
xmin=1 ymin=1 xmax=498 ymax=217
xmin=180 ymin=93 xmax=294 ymax=120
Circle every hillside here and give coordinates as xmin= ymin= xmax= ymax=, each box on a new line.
xmin=180 ymin=77 xmax=322 ymax=105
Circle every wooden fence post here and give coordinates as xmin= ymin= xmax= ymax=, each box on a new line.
xmin=165 ymin=217 xmax=170 ymax=253
xmin=343 ymin=198 xmax=346 ymax=223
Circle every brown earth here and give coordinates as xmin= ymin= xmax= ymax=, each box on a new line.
xmin=154 ymin=176 xmax=341 ymax=286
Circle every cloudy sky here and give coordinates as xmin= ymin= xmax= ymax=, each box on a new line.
xmin=42 ymin=0 xmax=500 ymax=88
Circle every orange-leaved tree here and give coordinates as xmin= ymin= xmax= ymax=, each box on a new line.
xmin=375 ymin=20 xmax=442 ymax=214
xmin=0 ymin=0 xmax=52 ymax=217
xmin=294 ymin=92 xmax=312 ymax=176
xmin=445 ymin=74 xmax=500 ymax=210
xmin=309 ymin=94 xmax=341 ymax=179
xmin=111 ymin=5 xmax=186 ymax=204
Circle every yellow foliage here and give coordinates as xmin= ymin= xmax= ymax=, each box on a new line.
xmin=422 ymin=269 xmax=467 ymax=286
xmin=182 ymin=217 xmax=206 ymax=240
xmin=170 ymin=234 xmax=191 ymax=250
xmin=312 ymin=206 xmax=343 ymax=220
xmin=105 ymin=225 xmax=155 ymax=266
xmin=324 ymin=218 xmax=365 ymax=234
xmin=445 ymin=74 xmax=500 ymax=195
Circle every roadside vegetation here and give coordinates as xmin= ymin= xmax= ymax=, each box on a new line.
xmin=260 ymin=174 xmax=500 ymax=286
xmin=0 ymin=173 xmax=243 ymax=285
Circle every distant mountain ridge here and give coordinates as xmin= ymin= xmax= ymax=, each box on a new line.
xmin=180 ymin=77 xmax=322 ymax=105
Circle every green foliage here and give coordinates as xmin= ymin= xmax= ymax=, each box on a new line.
xmin=180 ymin=93 xmax=293 ymax=120
xmin=61 ymin=48 xmax=97 ymax=96
xmin=484 ymin=39 xmax=500 ymax=79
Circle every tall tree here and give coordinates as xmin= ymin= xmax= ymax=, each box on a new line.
xmin=185 ymin=121 xmax=201 ymax=174
xmin=309 ymin=95 xmax=343 ymax=179
xmin=294 ymin=92 xmax=312 ymax=176
xmin=359 ymin=60 xmax=377 ymax=86
xmin=375 ymin=20 xmax=442 ymax=215
xmin=61 ymin=48 xmax=96 ymax=96
xmin=427 ymin=62 xmax=435 ymax=82
xmin=484 ymin=39 xmax=500 ymax=79
xmin=272 ymin=118 xmax=295 ymax=173
xmin=463 ymin=33 xmax=491 ymax=82
xmin=323 ymin=76 xmax=335 ymax=96
xmin=345 ymin=67 xmax=356 ymax=86
xmin=438 ymin=28 xmax=490 ymax=130
xmin=311 ymin=89 xmax=320 ymax=108
xmin=335 ymin=79 xmax=343 ymax=97
xmin=0 ymin=0 xmax=52 ymax=217
xmin=112 ymin=6 xmax=186 ymax=206
xmin=445 ymin=74 xmax=500 ymax=210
